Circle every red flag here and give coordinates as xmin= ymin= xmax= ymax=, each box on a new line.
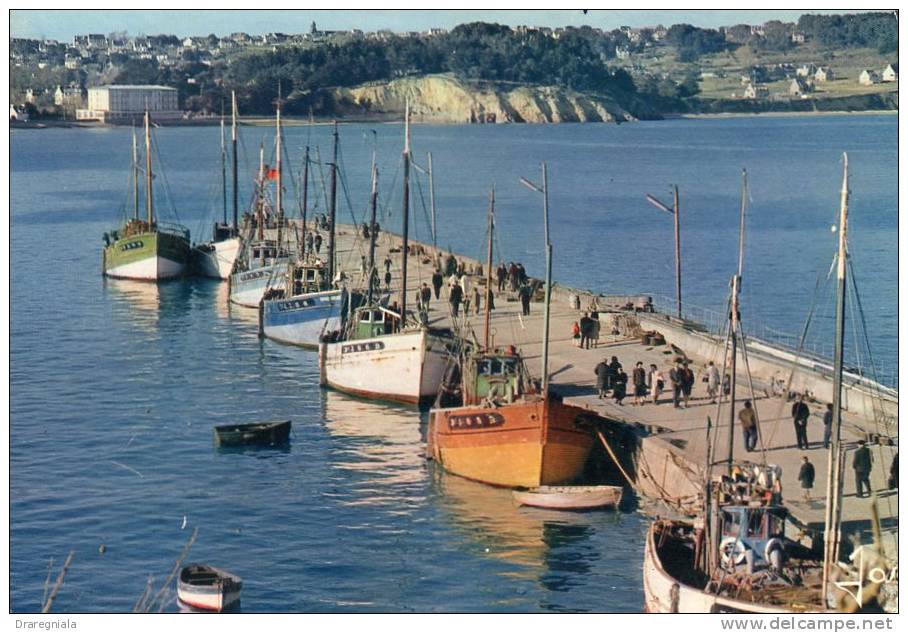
xmin=265 ymin=168 xmax=279 ymax=180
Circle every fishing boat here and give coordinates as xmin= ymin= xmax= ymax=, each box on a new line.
xmin=102 ymin=112 xmax=190 ymax=280
xmin=640 ymin=167 xmax=867 ymax=614
xmin=260 ymin=125 xmax=349 ymax=348
xmin=228 ymin=103 xmax=292 ymax=307
xmin=177 ymin=564 xmax=242 ymax=612
xmin=513 ymin=485 xmax=623 ymax=510
xmin=318 ymin=103 xmax=453 ymax=405
xmin=213 ymin=420 xmax=291 ymax=447
xmin=191 ymin=92 xmax=242 ymax=280
xmin=428 ymin=174 xmax=596 ymax=488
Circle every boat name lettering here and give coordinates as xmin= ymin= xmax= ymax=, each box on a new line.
xmin=119 ymin=240 xmax=145 ymax=251
xmin=341 ymin=341 xmax=385 ymax=354
xmin=448 ymin=413 xmax=505 ymax=430
xmin=277 ymin=298 xmax=314 ymax=312
xmin=239 ymin=270 xmax=269 ymax=282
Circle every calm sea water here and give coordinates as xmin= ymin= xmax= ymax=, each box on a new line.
xmin=10 ymin=115 xmax=896 ymax=612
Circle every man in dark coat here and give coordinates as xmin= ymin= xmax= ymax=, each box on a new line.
xmin=314 ymin=233 xmax=323 ymax=254
xmin=594 ymin=359 xmax=609 ymax=399
xmin=518 ymin=283 xmax=532 ymax=316
xmin=791 ymin=395 xmax=811 ymax=450
xmin=798 ymin=456 xmax=816 ymax=501
xmin=579 ymin=313 xmax=594 ymax=349
xmin=612 ymin=368 xmax=628 ymax=405
xmin=431 ymin=269 xmax=444 ymax=300
xmin=607 ymin=356 xmax=623 ymax=392
xmin=853 ymin=440 xmax=873 ymax=498
xmin=823 ymin=403 xmax=834 ymax=449
xmin=486 ymin=287 xmax=495 ymax=312
xmin=449 ymin=282 xmax=463 ymax=317
xmin=420 ymin=283 xmax=432 ymax=312
xmin=496 ymin=263 xmax=507 ymax=293
xmin=508 ymin=262 xmax=519 ymax=291
xmin=669 ymin=362 xmax=683 ymax=408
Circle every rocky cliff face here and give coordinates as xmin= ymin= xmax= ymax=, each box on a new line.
xmin=332 ymin=74 xmax=637 ymax=123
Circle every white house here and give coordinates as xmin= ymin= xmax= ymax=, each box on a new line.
xmin=882 ymin=63 xmax=898 ymax=82
xmin=859 ymin=69 xmax=880 ymax=85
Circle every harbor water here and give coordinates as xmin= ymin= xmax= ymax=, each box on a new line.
xmin=10 ymin=115 xmax=896 ymax=612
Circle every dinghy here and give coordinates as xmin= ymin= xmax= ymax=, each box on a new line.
xmin=513 ymin=485 xmax=623 ymax=510
xmin=177 ymin=564 xmax=242 ymax=612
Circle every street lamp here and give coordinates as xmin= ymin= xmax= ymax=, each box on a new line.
xmin=645 ymin=185 xmax=682 ymax=319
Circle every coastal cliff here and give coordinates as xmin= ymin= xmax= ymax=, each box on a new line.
xmin=332 ymin=74 xmax=638 ymax=123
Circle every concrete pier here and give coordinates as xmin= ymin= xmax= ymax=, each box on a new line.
xmin=283 ymin=220 xmax=899 ymax=553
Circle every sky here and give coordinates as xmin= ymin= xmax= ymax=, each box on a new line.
xmin=9 ymin=8 xmax=860 ymax=42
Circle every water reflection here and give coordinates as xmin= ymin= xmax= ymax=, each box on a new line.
xmin=434 ymin=471 xmax=601 ymax=592
xmin=322 ymin=391 xmax=426 ymax=499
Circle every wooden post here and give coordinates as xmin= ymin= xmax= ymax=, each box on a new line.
xmin=327 ymin=122 xmax=338 ymax=284
xmin=673 ymin=185 xmax=681 ymax=319
xmin=428 ymin=152 xmax=437 ymax=249
xmin=144 ymin=112 xmax=153 ymax=225
xmin=400 ymin=102 xmax=411 ymax=322
xmin=541 ymin=163 xmax=552 ymax=394
xmin=231 ymin=91 xmax=238 ymax=231
xmin=483 ymin=188 xmax=494 ymax=350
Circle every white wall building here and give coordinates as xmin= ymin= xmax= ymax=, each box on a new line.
xmin=76 ymin=85 xmax=180 ymax=122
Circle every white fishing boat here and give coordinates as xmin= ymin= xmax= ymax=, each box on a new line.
xmin=192 ymin=93 xmax=243 ymax=280
xmin=319 ymin=103 xmax=452 ymax=405
xmin=177 ymin=564 xmax=242 ymax=612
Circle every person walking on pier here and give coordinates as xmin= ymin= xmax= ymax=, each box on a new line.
xmin=432 ymin=269 xmax=444 ymax=300
xmin=486 ymin=287 xmax=495 ymax=312
xmin=823 ymin=403 xmax=834 ymax=449
xmin=508 ymin=262 xmax=519 ymax=291
xmin=739 ymin=400 xmax=758 ymax=452
xmin=497 ymin=263 xmax=507 ymax=293
xmin=632 ymin=362 xmax=647 ymax=406
xmin=384 ymin=269 xmax=392 ymax=292
xmin=798 ymin=456 xmax=815 ymax=502
xmin=384 ymin=255 xmax=393 ymax=274
xmin=473 ymin=286 xmax=482 ymax=316
xmin=449 ymin=281 xmax=463 ymax=318
xmin=607 ymin=356 xmax=622 ymax=392
xmin=649 ymin=364 xmax=664 ymax=404
xmin=612 ymin=368 xmax=628 ymax=405
xmin=595 ymin=358 xmax=609 ymax=399
xmin=460 ymin=274 xmax=472 ymax=314
xmin=705 ymin=361 xmax=721 ymax=403
xmin=306 ymin=232 xmax=314 ymax=254
xmin=314 ymin=233 xmax=323 ymax=254
xmin=571 ymin=321 xmax=581 ymax=347
xmin=670 ymin=361 xmax=683 ymax=408
xmin=518 ymin=283 xmax=532 ymax=316
xmin=420 ymin=283 xmax=432 ymax=313
xmin=579 ymin=313 xmax=594 ymax=349
xmin=791 ymin=395 xmax=811 ymax=450
xmin=679 ymin=362 xmax=695 ymax=407
xmin=853 ymin=440 xmax=873 ymax=498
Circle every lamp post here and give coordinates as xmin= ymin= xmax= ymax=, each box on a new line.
xmin=645 ymin=185 xmax=681 ymax=319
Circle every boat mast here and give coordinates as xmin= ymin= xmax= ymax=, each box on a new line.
xmin=327 ymin=121 xmax=338 ymax=285
xmin=483 ymin=187 xmax=494 ymax=350
xmin=257 ymin=142 xmax=265 ymax=263
xmin=301 ymin=145 xmax=309 ymax=262
xmin=132 ymin=126 xmax=139 ymax=220
xmin=367 ymin=160 xmax=379 ymax=306
xmin=541 ymin=163 xmax=552 ymax=394
xmin=220 ymin=115 xmax=227 ymax=226
xmin=428 ymin=151 xmax=437 ymax=249
xmin=275 ymin=98 xmax=283 ymax=250
xmin=725 ymin=169 xmax=747 ymax=474
xmin=399 ymin=101 xmax=411 ymax=322
xmin=144 ymin=111 xmax=153 ymax=225
xmin=231 ymin=90 xmax=238 ymax=232
xmin=822 ymin=153 xmax=849 ymax=602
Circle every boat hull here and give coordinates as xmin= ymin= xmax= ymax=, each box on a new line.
xmin=213 ymin=420 xmax=291 ymax=447
xmin=642 ymin=520 xmax=804 ymax=613
xmin=103 ymin=231 xmax=189 ymax=281
xmin=191 ymin=236 xmax=242 ymax=279
xmin=177 ymin=565 xmax=242 ymax=613
xmin=261 ymin=289 xmax=344 ymax=349
xmin=512 ymin=485 xmax=622 ymax=510
xmin=229 ymin=261 xmax=285 ymax=307
xmin=320 ymin=329 xmax=451 ymax=405
xmin=428 ymin=398 xmax=595 ymax=488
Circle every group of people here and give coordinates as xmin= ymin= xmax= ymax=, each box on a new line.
xmin=305 ymin=231 xmax=323 ymax=255
xmin=444 ymin=270 xmax=494 ymax=319
xmin=572 ymin=313 xmax=601 ymax=349
xmin=592 ymin=356 xmax=716 ymax=408
xmin=496 ymin=261 xmax=527 ymax=293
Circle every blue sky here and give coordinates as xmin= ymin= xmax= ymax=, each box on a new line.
xmin=10 ymin=9 xmax=851 ymax=41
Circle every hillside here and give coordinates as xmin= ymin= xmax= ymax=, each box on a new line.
xmin=330 ymin=74 xmax=640 ymax=123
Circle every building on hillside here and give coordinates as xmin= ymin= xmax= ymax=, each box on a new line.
xmin=743 ymin=83 xmax=769 ymax=99
xmin=791 ymin=32 xmax=806 ymax=44
xmin=55 ymin=85 xmax=84 ymax=106
xmin=859 ymin=69 xmax=880 ymax=85
xmin=796 ymin=63 xmax=817 ymax=78
xmin=10 ymin=105 xmax=30 ymax=121
xmin=882 ymin=63 xmax=898 ymax=82
xmin=815 ymin=67 xmax=834 ymax=82
xmin=789 ymin=78 xmax=812 ymax=96
xmin=76 ymin=85 xmax=180 ymax=123
xmin=616 ymin=46 xmax=631 ymax=60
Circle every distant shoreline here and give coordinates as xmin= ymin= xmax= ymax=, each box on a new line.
xmin=11 ymin=108 xmax=898 ymax=130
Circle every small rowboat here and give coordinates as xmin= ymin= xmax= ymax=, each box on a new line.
xmin=512 ymin=485 xmax=623 ymax=511
xmin=213 ymin=420 xmax=291 ymax=448
xmin=177 ymin=564 xmax=242 ymax=612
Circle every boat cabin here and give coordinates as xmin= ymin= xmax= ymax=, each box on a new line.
xmin=212 ymin=222 xmax=237 ymax=242
xmin=291 ymin=261 xmax=330 ymax=295
xmin=718 ymin=505 xmax=787 ymax=572
xmin=462 ymin=349 xmax=532 ymax=406
xmin=248 ymin=240 xmax=286 ymax=267
xmin=350 ymin=305 xmax=403 ymax=339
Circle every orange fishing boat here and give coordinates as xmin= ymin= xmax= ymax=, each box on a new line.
xmin=427 ymin=176 xmax=596 ymax=488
